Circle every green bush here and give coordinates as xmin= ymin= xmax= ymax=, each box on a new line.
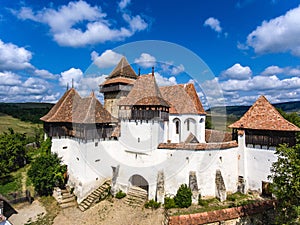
xmin=198 ymin=198 xmax=209 ymax=207
xmin=164 ymin=196 xmax=177 ymax=209
xmin=144 ymin=199 xmax=161 ymax=209
xmin=115 ymin=190 xmax=126 ymax=199
xmin=226 ymin=192 xmax=247 ymax=201
xmin=174 ymin=184 xmax=192 ymax=208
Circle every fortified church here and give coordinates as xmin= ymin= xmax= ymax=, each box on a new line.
xmin=41 ymin=57 xmax=300 ymax=208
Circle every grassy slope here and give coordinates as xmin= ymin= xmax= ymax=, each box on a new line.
xmin=0 ymin=113 xmax=40 ymax=135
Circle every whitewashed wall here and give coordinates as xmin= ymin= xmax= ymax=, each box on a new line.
xmin=52 ymin=137 xmax=239 ymax=203
xmin=119 ymin=120 xmax=164 ymax=152
xmin=169 ymin=114 xmax=206 ymax=143
xmin=246 ymin=147 xmax=277 ymax=191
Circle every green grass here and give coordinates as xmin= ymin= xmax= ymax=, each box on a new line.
xmin=0 ymin=170 xmax=23 ymax=199
xmin=0 ymin=113 xmax=40 ymax=135
xmin=169 ymin=192 xmax=258 ymax=216
xmin=206 ymin=114 xmax=238 ymax=131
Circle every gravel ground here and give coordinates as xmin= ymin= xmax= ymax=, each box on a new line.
xmin=9 ymin=198 xmax=164 ymax=225
xmin=53 ymin=199 xmax=164 ymax=225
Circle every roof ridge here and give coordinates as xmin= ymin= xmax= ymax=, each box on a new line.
xmin=82 ymin=95 xmax=94 ymax=123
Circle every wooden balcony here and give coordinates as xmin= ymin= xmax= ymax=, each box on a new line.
xmin=100 ymin=84 xmax=132 ymax=93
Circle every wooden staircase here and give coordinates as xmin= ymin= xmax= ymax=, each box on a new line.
xmin=124 ymin=186 xmax=148 ymax=207
xmin=78 ymin=179 xmax=111 ymax=212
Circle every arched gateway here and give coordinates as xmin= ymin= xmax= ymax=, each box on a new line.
xmin=128 ymin=174 xmax=149 ymax=193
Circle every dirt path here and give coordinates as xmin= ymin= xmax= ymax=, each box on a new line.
xmin=9 ymin=200 xmax=46 ymax=225
xmin=21 ymin=171 xmax=27 ymax=193
xmin=53 ymin=198 xmax=165 ymax=225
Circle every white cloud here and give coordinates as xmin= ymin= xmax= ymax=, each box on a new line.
xmin=122 ymin=14 xmax=148 ymax=32
xmin=34 ymin=69 xmax=58 ymax=79
xmin=262 ymin=65 xmax=300 ymax=76
xmin=59 ymin=68 xmax=83 ymax=87
xmin=0 ymin=76 xmax=55 ymax=102
xmin=154 ymin=72 xmax=177 ymax=86
xmin=119 ymin=0 xmax=131 ymax=10
xmin=221 ymin=63 xmax=252 ymax=80
xmin=134 ymin=53 xmax=156 ymax=68
xmin=0 ymin=71 xmax=22 ymax=86
xmin=261 ymin=65 xmax=284 ymax=76
xmin=161 ymin=63 xmax=185 ymax=75
xmin=23 ymin=77 xmax=49 ymax=94
xmin=77 ymin=75 xmax=107 ymax=97
xmin=246 ymin=5 xmax=300 ymax=56
xmin=221 ymin=74 xmax=300 ymax=92
xmin=0 ymin=39 xmax=33 ymax=70
xmin=287 ymin=68 xmax=300 ymax=76
xmin=41 ymin=93 xmax=61 ymax=103
xmin=91 ymin=50 xmax=123 ymax=69
xmin=204 ymin=17 xmax=222 ymax=33
xmin=17 ymin=1 xmax=148 ymax=47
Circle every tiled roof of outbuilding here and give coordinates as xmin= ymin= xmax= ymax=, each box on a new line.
xmin=118 ymin=74 xmax=170 ymax=107
xmin=228 ymin=95 xmax=300 ymax=131
xmin=41 ymin=89 xmax=117 ymax=124
xmin=160 ymin=83 xmax=206 ymax=114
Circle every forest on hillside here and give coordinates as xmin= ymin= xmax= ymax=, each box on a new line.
xmin=0 ymin=103 xmax=54 ymax=124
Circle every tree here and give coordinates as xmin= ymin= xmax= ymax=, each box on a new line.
xmin=174 ymin=184 xmax=192 ymax=208
xmin=277 ymin=108 xmax=300 ymax=142
xmin=0 ymin=128 xmax=27 ymax=177
xmin=269 ymin=144 xmax=300 ymax=224
xmin=27 ymin=138 xmax=66 ymax=196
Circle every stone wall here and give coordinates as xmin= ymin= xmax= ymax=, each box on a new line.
xmin=169 ymin=200 xmax=275 ymax=225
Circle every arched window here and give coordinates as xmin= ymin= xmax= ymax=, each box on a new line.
xmin=175 ymin=121 xmax=180 ymax=134
xmin=184 ymin=118 xmax=197 ymax=134
xmin=173 ymin=118 xmax=181 ymax=135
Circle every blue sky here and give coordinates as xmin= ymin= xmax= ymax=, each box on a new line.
xmin=1 ymin=0 xmax=300 ymax=107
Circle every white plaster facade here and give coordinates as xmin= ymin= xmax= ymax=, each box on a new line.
xmin=51 ymin=129 xmax=276 ymax=204
xmin=119 ymin=120 xmax=164 ymax=152
xmin=168 ymin=114 xmax=206 ymax=143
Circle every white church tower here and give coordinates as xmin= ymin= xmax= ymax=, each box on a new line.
xmin=118 ymin=70 xmax=170 ymax=152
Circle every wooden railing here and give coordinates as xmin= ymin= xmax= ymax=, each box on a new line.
xmin=119 ymin=109 xmax=169 ymax=121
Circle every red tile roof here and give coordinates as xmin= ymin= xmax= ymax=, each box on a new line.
xmin=228 ymin=95 xmax=300 ymax=131
xmin=160 ymin=84 xmax=206 ymax=114
xmin=41 ymin=88 xmax=117 ymax=124
xmin=118 ymin=74 xmax=170 ymax=107
xmin=158 ymin=140 xmax=238 ymax=150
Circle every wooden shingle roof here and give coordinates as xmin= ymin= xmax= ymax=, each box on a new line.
xmin=118 ymin=74 xmax=170 ymax=107
xmin=41 ymin=89 xmax=117 ymax=124
xmin=160 ymin=83 xmax=206 ymax=115
xmin=107 ymin=56 xmax=137 ymax=79
xmin=101 ymin=77 xmax=136 ymax=86
xmin=73 ymin=92 xmax=117 ymax=124
xmin=40 ymin=88 xmax=81 ymax=123
xmin=228 ymin=95 xmax=300 ymax=131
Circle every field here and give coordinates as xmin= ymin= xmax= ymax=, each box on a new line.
xmin=0 ymin=113 xmax=41 ymax=135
